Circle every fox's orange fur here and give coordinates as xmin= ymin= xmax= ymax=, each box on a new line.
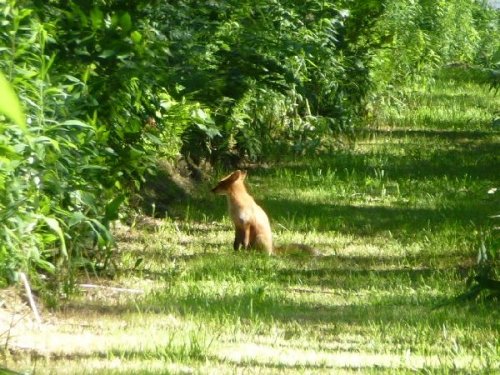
xmin=211 ymin=170 xmax=274 ymax=254
xmin=212 ymin=170 xmax=321 ymax=256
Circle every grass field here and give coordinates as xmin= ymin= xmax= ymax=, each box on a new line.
xmin=2 ymin=69 xmax=499 ymax=374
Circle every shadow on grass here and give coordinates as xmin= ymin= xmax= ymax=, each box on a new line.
xmin=365 ymin=128 xmax=497 ymax=141
xmin=62 ymin=249 xmax=497 ymax=338
xmin=395 ymin=116 xmax=490 ymax=131
xmin=382 ymin=141 xmax=499 ymax=180
xmin=173 ymin=195 xmax=493 ymax=242
xmin=125 ymin=254 xmax=488 ymax=327
xmin=266 ymin=200 xmax=493 ymax=237
xmin=436 ymin=66 xmax=492 ymax=86
xmin=19 ymin=350 xmax=409 ymax=374
xmin=179 ymin=165 xmax=496 ymax=232
xmin=19 ymin=341 xmax=417 ymax=374
xmin=282 ymin=135 xmax=499 ymax=180
xmin=137 ymin=271 xmax=497 ymax=331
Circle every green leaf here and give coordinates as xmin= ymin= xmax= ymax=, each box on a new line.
xmin=134 ymin=258 xmax=143 ymax=269
xmin=79 ymin=165 xmax=109 ymax=171
xmin=145 ymin=132 xmax=163 ymax=145
xmin=33 ymin=136 xmax=60 ymax=150
xmin=60 ymin=119 xmax=89 ymax=127
xmin=89 ymin=219 xmax=113 ymax=246
xmin=99 ymin=50 xmax=116 ymax=59
xmin=0 ymin=71 xmax=26 ymax=129
xmin=120 ymin=12 xmax=132 ymax=31
xmin=105 ymin=195 xmax=125 ymax=222
xmin=131 ymin=30 xmax=142 ymax=44
xmin=104 ymin=147 xmax=117 ymax=155
xmin=90 ymin=7 xmax=104 ymax=30
xmin=68 ymin=212 xmax=87 ymax=227
xmin=36 ymin=259 xmax=56 ymax=274
xmin=39 ymin=216 xmax=67 ymax=258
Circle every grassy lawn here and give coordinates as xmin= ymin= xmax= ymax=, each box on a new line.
xmin=2 ymin=69 xmax=499 ymax=373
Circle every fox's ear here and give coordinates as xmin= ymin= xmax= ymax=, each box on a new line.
xmin=228 ymin=170 xmax=241 ymax=182
xmin=216 ymin=170 xmax=240 ymax=185
xmin=212 ymin=170 xmax=237 ymax=193
xmin=230 ymin=170 xmax=244 ymax=181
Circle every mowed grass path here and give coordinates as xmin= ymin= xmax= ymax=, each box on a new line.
xmin=4 ymin=70 xmax=499 ymax=373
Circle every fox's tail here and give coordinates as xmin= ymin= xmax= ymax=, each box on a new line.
xmin=273 ymin=243 xmax=322 ymax=257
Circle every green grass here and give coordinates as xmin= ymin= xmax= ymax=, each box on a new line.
xmin=2 ymin=69 xmax=499 ymax=374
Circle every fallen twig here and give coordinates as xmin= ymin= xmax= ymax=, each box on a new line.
xmin=287 ymin=287 xmax=338 ymax=295
xmin=79 ymin=284 xmax=144 ymax=294
xmin=19 ymin=272 xmax=41 ymax=325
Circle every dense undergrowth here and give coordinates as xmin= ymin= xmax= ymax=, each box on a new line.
xmin=0 ymin=0 xmax=499 ymax=292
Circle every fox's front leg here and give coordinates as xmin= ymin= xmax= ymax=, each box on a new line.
xmin=242 ymin=224 xmax=251 ymax=249
xmin=233 ymin=227 xmax=245 ymax=251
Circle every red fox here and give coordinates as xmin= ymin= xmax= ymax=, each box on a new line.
xmin=211 ymin=170 xmax=320 ymax=256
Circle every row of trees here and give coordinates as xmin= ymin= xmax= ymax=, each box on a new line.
xmin=1 ymin=0 xmax=498 ymax=291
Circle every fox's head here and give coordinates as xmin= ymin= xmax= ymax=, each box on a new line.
xmin=211 ymin=170 xmax=247 ymax=194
